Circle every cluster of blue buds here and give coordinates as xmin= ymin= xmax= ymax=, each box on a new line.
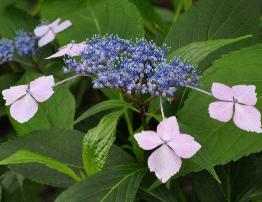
xmin=0 ymin=31 xmax=37 ymax=64
xmin=14 ymin=31 xmax=37 ymax=56
xmin=64 ymin=34 xmax=199 ymax=97
xmin=0 ymin=39 xmax=14 ymax=64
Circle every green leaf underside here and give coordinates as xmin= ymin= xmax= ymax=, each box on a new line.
xmin=178 ymin=44 xmax=262 ymax=171
xmin=0 ymin=150 xmax=81 ymax=182
xmin=74 ymin=99 xmax=138 ymax=124
xmin=165 ymin=0 xmax=261 ymax=48
xmin=55 ymin=164 xmax=145 ymax=202
xmin=82 ymin=111 xmax=123 ymax=175
xmin=169 ymin=35 xmax=252 ymax=65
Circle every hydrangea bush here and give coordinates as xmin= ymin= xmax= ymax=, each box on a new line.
xmin=0 ymin=0 xmax=261 ymax=201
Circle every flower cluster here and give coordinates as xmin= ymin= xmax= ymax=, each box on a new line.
xmin=0 ymin=31 xmax=37 ymax=64
xmin=0 ymin=39 xmax=14 ymax=64
xmin=64 ymin=35 xmax=199 ymax=97
xmin=14 ymin=31 xmax=37 ymax=56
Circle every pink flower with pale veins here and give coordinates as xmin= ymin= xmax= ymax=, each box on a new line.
xmin=2 ymin=76 xmax=55 ymax=123
xmin=134 ymin=116 xmax=201 ymax=183
xmin=34 ymin=18 xmax=72 ymax=47
xmin=46 ymin=42 xmax=88 ymax=59
xmin=209 ymin=82 xmax=262 ymax=133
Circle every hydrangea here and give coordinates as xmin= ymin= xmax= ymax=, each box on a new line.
xmin=0 ymin=39 xmax=14 ymax=64
xmin=14 ymin=31 xmax=37 ymax=56
xmin=64 ymin=34 xmax=199 ymax=97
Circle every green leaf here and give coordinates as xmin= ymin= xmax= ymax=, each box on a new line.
xmin=8 ymin=71 xmax=76 ymax=136
xmin=41 ymin=0 xmax=144 ymax=44
xmin=82 ymin=111 xmax=123 ymax=175
xmin=74 ymin=99 xmax=138 ymax=124
xmin=55 ymin=164 xmax=145 ymax=202
xmin=0 ymin=5 xmax=37 ymax=37
xmin=194 ymin=154 xmax=262 ymax=202
xmin=165 ymin=0 xmax=261 ymax=48
xmin=0 ymin=129 xmax=83 ymax=187
xmin=139 ymin=186 xmax=178 ymax=202
xmin=179 ymin=44 xmax=262 ymax=170
xmin=0 ymin=150 xmax=81 ymax=182
xmin=169 ymin=35 xmax=252 ymax=65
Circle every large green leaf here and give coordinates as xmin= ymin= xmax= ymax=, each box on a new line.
xmin=170 ymin=35 xmax=251 ymax=66
xmin=178 ymin=44 xmax=262 ymax=169
xmin=165 ymin=0 xmax=261 ymax=48
xmin=194 ymin=154 xmax=262 ymax=202
xmin=41 ymin=0 xmax=144 ymax=44
xmin=0 ymin=5 xmax=37 ymax=37
xmin=74 ymin=99 xmax=138 ymax=124
xmin=0 ymin=129 xmax=83 ymax=187
xmin=8 ymin=71 xmax=76 ymax=135
xmin=55 ymin=164 xmax=145 ymax=202
xmin=0 ymin=150 xmax=81 ymax=182
xmin=82 ymin=111 xmax=123 ymax=175
xmin=0 ymin=128 xmax=134 ymax=187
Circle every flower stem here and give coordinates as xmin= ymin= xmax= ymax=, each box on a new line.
xmin=160 ymin=95 xmax=165 ymax=120
xmin=185 ymin=85 xmax=212 ymax=96
xmin=55 ymin=74 xmax=85 ymax=86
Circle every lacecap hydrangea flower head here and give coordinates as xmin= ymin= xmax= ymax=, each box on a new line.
xmin=63 ymin=34 xmax=199 ymax=97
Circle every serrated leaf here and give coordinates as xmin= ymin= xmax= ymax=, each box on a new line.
xmin=0 ymin=150 xmax=81 ymax=182
xmin=82 ymin=111 xmax=123 ymax=175
xmin=41 ymin=0 xmax=144 ymax=44
xmin=0 ymin=129 xmax=83 ymax=187
xmin=165 ymin=0 xmax=261 ymax=48
xmin=74 ymin=99 xmax=138 ymax=124
xmin=178 ymin=44 xmax=262 ymax=170
xmin=55 ymin=164 xmax=145 ymax=202
xmin=169 ymin=35 xmax=252 ymax=65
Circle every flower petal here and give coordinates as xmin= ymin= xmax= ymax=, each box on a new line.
xmin=232 ymin=85 xmax=257 ymax=106
xmin=148 ymin=144 xmax=182 ymax=183
xmin=168 ymin=134 xmax=201 ymax=159
xmin=10 ymin=94 xmax=38 ymax=123
xmin=38 ymin=30 xmax=55 ymax=47
xmin=211 ymin=83 xmax=233 ymax=101
xmin=157 ymin=116 xmax=180 ymax=141
xmin=34 ymin=25 xmax=49 ymax=37
xmin=134 ymin=131 xmax=163 ymax=150
xmin=29 ymin=76 xmax=55 ymax=102
xmin=208 ymin=101 xmax=234 ymax=122
xmin=2 ymin=85 xmax=28 ymax=106
xmin=46 ymin=44 xmax=72 ymax=59
xmin=233 ymin=104 xmax=262 ymax=133
xmin=53 ymin=20 xmax=72 ymax=33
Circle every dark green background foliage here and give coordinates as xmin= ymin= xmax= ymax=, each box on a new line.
xmin=0 ymin=0 xmax=261 ymax=201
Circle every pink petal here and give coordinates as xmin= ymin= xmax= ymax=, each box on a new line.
xmin=46 ymin=44 xmax=72 ymax=59
xmin=10 ymin=94 xmax=38 ymax=123
xmin=148 ymin=145 xmax=182 ymax=183
xmin=68 ymin=43 xmax=87 ymax=57
xmin=53 ymin=20 xmax=72 ymax=33
xmin=211 ymin=83 xmax=233 ymax=101
xmin=233 ymin=104 xmax=262 ymax=133
xmin=29 ymin=76 xmax=55 ymax=102
xmin=134 ymin=131 xmax=163 ymax=150
xmin=232 ymin=85 xmax=257 ymax=106
xmin=157 ymin=116 xmax=180 ymax=141
xmin=208 ymin=101 xmax=234 ymax=122
xmin=168 ymin=134 xmax=201 ymax=159
xmin=2 ymin=85 xmax=28 ymax=106
xmin=38 ymin=30 xmax=55 ymax=47
xmin=34 ymin=25 xmax=49 ymax=37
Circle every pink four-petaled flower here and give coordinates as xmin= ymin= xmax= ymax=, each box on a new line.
xmin=2 ymin=76 xmax=55 ymax=123
xmin=209 ymin=82 xmax=262 ymax=133
xmin=134 ymin=116 xmax=201 ymax=183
